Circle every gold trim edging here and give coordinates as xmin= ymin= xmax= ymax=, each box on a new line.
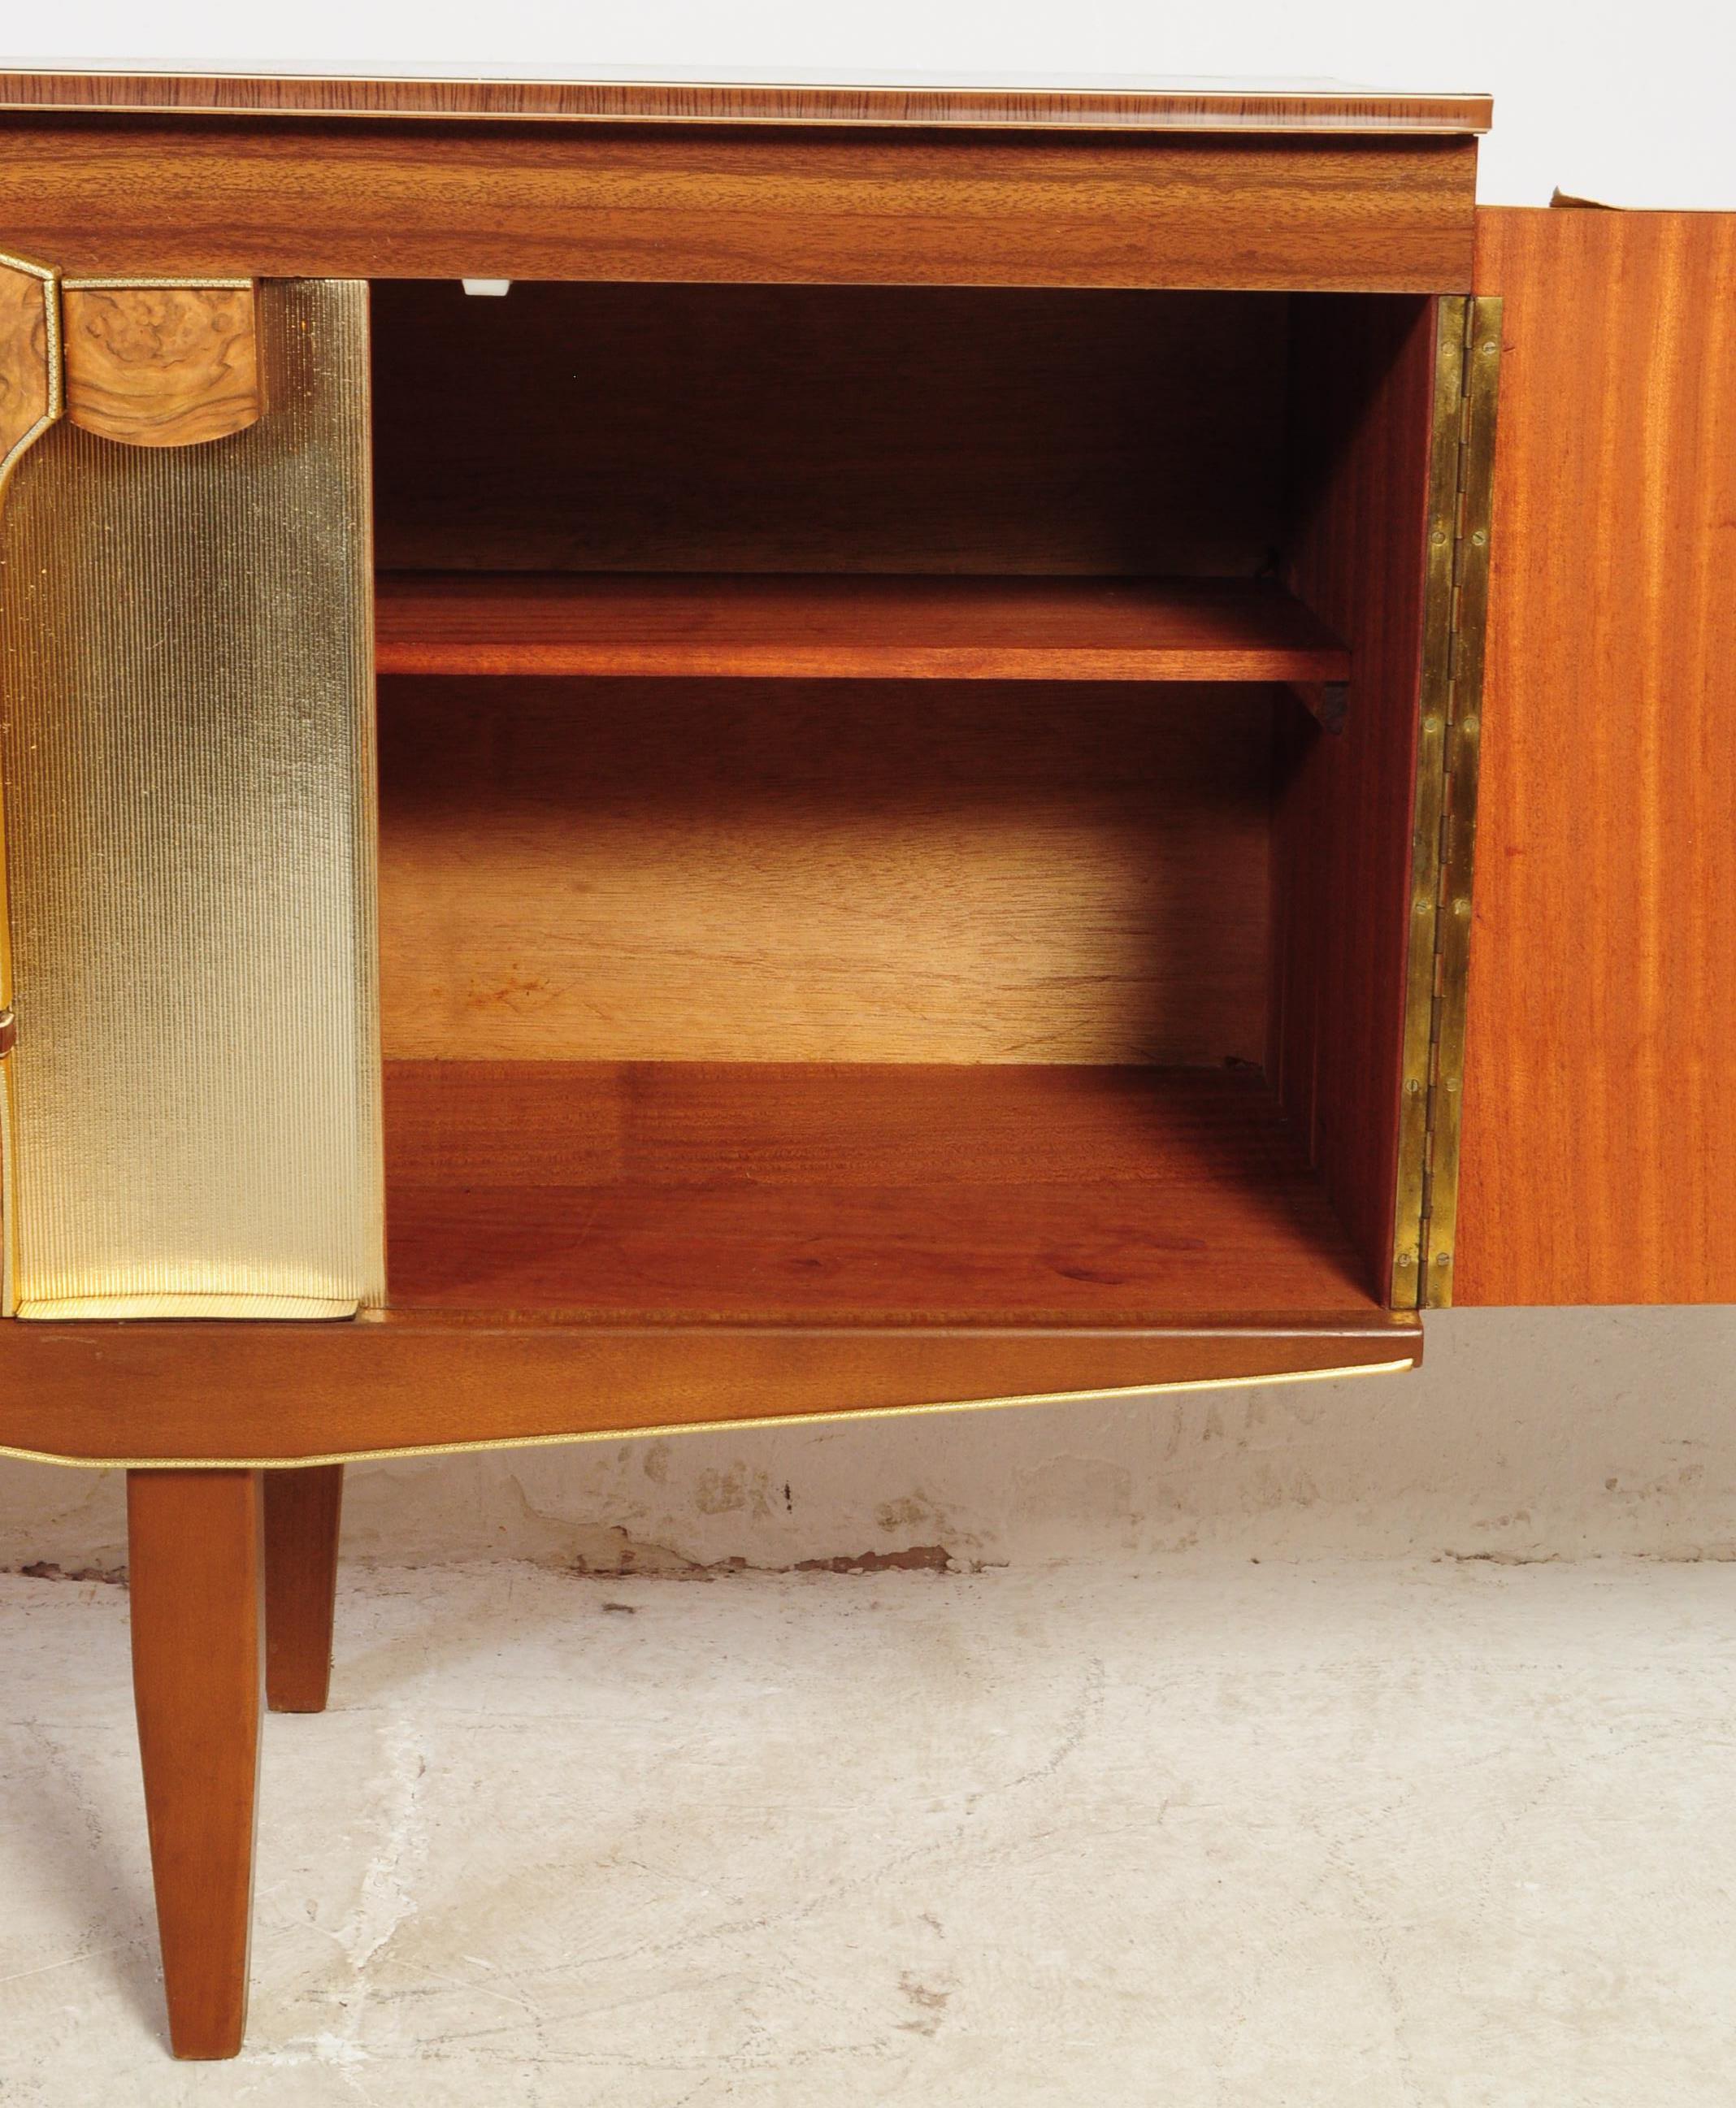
xmin=59 ymin=276 xmax=253 ymax=291
xmin=19 ymin=1295 xmax=362 ymax=1321
xmin=0 ymin=1355 xmax=1420 ymax=1471
xmin=0 ymin=247 xmax=62 ymax=1323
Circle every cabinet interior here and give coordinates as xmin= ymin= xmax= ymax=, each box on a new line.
xmin=370 ymin=281 xmax=1438 ymax=1329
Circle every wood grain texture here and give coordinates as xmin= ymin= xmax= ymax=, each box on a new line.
xmin=383 ymin=1061 xmax=1376 ymax=1323
xmin=2 ymin=1316 xmax=1417 ymax=1468
xmin=127 ymin=1469 xmax=262 ymax=2059
xmin=375 ymin=574 xmax=1350 ymax=683
xmin=378 ymin=677 xmax=1274 ymax=1067
xmin=1456 ymin=209 xmax=1736 ymax=1303
xmin=263 ymin=1466 xmax=343 ymax=1713
xmin=0 ymin=124 xmax=1478 ymax=290
xmin=63 ymin=283 xmax=260 ymax=447
xmin=0 ymin=253 xmax=54 ymax=471
xmin=1275 ymin=296 xmax=1437 ymax=1298
xmin=0 ymin=72 xmax=1493 ymax=133
xmin=372 ymin=282 xmax=1291 ymax=578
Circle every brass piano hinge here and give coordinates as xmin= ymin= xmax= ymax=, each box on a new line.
xmin=1391 ymin=294 xmax=1501 ymax=1311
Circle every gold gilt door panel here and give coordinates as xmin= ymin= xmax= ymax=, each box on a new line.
xmin=0 ymin=258 xmax=382 ymax=1319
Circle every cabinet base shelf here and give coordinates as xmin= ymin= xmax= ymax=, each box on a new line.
xmin=385 ymin=1059 xmax=1382 ymax=1324
xmin=0 ymin=1059 xmax=1419 ymax=1466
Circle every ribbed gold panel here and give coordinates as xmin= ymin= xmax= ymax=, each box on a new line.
xmin=0 ymin=280 xmax=383 ymax=1319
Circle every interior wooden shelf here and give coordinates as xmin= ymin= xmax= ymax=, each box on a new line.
xmin=383 ymin=1060 xmax=1383 ymax=1325
xmin=374 ymin=572 xmax=1352 ymax=683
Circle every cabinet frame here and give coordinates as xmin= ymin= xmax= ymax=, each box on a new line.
xmin=0 ymin=270 xmax=1505 ymax=1463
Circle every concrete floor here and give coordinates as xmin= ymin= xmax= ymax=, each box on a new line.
xmin=1 ymin=1558 xmax=1733 ymax=2105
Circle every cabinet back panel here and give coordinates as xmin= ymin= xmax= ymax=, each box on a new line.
xmin=378 ymin=676 xmax=1274 ymax=1066
xmin=371 ymin=282 xmax=1288 ymax=577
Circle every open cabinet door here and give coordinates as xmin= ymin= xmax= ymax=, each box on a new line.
xmin=1456 ymin=208 xmax=1736 ymax=1302
xmin=0 ymin=275 xmax=383 ymax=1321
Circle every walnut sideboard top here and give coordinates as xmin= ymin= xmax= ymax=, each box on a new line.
xmin=0 ymin=69 xmax=1486 ymax=288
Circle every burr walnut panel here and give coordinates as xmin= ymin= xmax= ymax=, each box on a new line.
xmin=62 ymin=282 xmax=261 ymax=448
xmin=0 ymin=251 xmax=56 ymax=476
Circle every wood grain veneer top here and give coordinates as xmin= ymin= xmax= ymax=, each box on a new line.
xmin=0 ymin=69 xmax=1491 ymax=133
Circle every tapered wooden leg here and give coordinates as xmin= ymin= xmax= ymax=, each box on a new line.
xmin=263 ymin=1465 xmax=345 ymax=1714
xmin=128 ymin=1469 xmax=263 ymax=2061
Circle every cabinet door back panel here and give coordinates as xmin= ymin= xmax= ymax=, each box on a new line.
xmin=1457 ymin=209 xmax=1736 ymax=1303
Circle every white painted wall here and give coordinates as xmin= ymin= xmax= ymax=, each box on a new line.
xmin=1 ymin=12 xmax=1729 ymax=1571
xmin=7 ymin=1312 xmax=1735 ymax=1572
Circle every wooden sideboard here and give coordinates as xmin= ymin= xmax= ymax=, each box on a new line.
xmin=0 ymin=71 xmax=1727 ymax=2060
